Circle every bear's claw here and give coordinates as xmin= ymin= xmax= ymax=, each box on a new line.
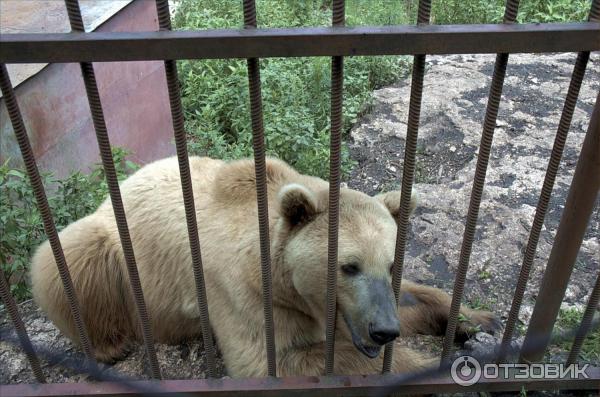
xmin=455 ymin=310 xmax=503 ymax=343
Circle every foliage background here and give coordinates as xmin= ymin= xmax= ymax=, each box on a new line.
xmin=173 ymin=0 xmax=412 ymax=179
xmin=1 ymin=149 xmax=138 ymax=300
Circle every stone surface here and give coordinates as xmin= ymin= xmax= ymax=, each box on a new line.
xmin=1 ymin=53 xmax=598 ymax=387
xmin=347 ymin=53 xmax=599 ymax=322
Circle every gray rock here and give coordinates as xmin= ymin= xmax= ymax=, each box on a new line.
xmin=347 ymin=53 xmax=599 ymax=321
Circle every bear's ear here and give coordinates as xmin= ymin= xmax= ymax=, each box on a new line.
xmin=375 ymin=190 xmax=418 ymax=220
xmin=278 ymin=184 xmax=319 ymax=226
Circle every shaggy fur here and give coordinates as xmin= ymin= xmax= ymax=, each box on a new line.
xmin=31 ymin=156 xmax=499 ymax=377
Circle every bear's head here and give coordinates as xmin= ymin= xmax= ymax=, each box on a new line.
xmin=277 ymin=183 xmax=417 ymax=358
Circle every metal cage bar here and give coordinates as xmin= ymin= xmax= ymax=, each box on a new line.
xmin=1 ymin=24 xmax=598 ymax=63
xmin=520 ymin=92 xmax=600 ymax=364
xmin=497 ymin=0 xmax=600 ymax=364
xmin=0 ymin=270 xmax=45 ymax=383
xmin=440 ymin=0 xmax=521 ymax=364
xmin=242 ymin=0 xmax=277 ymax=377
xmin=381 ymin=0 xmax=431 ymax=374
xmin=154 ymin=0 xmax=217 ymax=378
xmin=63 ymin=0 xmax=161 ymax=379
xmin=567 ymin=271 xmax=600 ymax=365
xmin=324 ymin=0 xmax=346 ymax=376
xmin=1 ymin=368 xmax=599 ymax=397
xmin=0 ymin=63 xmax=98 ymax=369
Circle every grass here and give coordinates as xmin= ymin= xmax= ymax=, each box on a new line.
xmin=552 ymin=307 xmax=600 ymax=363
xmin=429 ymin=0 xmax=592 ymax=24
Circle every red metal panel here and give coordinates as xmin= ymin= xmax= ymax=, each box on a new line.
xmin=0 ymin=0 xmax=175 ymax=177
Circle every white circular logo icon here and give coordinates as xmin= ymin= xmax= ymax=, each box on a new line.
xmin=451 ymin=355 xmax=482 ymax=386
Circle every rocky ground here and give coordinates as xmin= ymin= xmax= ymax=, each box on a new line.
xmin=347 ymin=52 xmax=599 ymax=322
xmin=1 ymin=53 xmax=598 ymax=393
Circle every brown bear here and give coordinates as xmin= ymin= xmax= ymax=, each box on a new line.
xmin=30 ymin=156 xmax=499 ymax=377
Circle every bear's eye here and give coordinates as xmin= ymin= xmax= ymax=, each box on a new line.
xmin=341 ymin=263 xmax=360 ymax=276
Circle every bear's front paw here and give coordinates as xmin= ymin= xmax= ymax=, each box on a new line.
xmin=455 ymin=310 xmax=502 ymax=343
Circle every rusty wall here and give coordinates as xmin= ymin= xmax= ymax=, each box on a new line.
xmin=0 ymin=0 xmax=175 ymax=177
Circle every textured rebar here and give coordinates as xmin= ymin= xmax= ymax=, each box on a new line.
xmin=440 ymin=0 xmax=520 ymax=365
xmin=497 ymin=0 xmax=598 ymax=365
xmin=381 ymin=0 xmax=431 ymax=374
xmin=0 ymin=271 xmax=45 ymax=382
xmin=64 ymin=0 xmax=161 ymax=379
xmin=567 ymin=272 xmax=600 ymax=365
xmin=416 ymin=0 xmax=432 ymax=25
xmin=590 ymin=0 xmax=600 ymax=20
xmin=242 ymin=0 xmax=277 ymax=377
xmin=323 ymin=0 xmax=345 ymax=376
xmin=154 ymin=0 xmax=217 ymax=378
xmin=243 ymin=0 xmax=257 ymax=28
xmin=0 ymin=63 xmax=97 ymax=369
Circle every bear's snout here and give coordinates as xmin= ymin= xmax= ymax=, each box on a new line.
xmin=367 ymin=278 xmax=400 ymax=345
xmin=369 ymin=322 xmax=400 ymax=345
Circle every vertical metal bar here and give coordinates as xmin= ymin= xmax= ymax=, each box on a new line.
xmin=63 ymin=0 xmax=161 ymax=379
xmin=497 ymin=0 xmax=599 ymax=364
xmin=0 ymin=271 xmax=46 ymax=383
xmin=440 ymin=0 xmax=521 ymax=365
xmin=242 ymin=0 xmax=276 ymax=377
xmin=154 ymin=0 xmax=217 ymax=378
xmin=381 ymin=0 xmax=431 ymax=374
xmin=0 ymin=63 xmax=97 ymax=370
xmin=520 ymin=92 xmax=600 ymax=364
xmin=567 ymin=271 xmax=600 ymax=366
xmin=324 ymin=0 xmax=345 ymax=376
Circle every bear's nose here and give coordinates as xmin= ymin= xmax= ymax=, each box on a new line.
xmin=369 ymin=323 xmax=400 ymax=345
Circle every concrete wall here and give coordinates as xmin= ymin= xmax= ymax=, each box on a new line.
xmin=0 ymin=0 xmax=176 ymax=177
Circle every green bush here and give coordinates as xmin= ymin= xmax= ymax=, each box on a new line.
xmin=430 ymin=0 xmax=592 ymax=24
xmin=0 ymin=148 xmax=138 ymax=301
xmin=173 ymin=0 xmax=410 ymax=179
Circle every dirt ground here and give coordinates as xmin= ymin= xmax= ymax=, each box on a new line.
xmin=1 ymin=53 xmax=598 ymax=393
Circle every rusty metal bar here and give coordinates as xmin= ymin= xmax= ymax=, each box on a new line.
xmin=440 ymin=0 xmax=521 ymax=365
xmin=0 ymin=271 xmax=45 ymax=383
xmin=0 ymin=63 xmax=97 ymax=369
xmin=382 ymin=0 xmax=431 ymax=374
xmin=1 ymin=23 xmax=598 ymax=63
xmin=1 ymin=367 xmax=599 ymax=397
xmin=154 ymin=0 xmax=217 ymax=378
xmin=63 ymin=0 xmax=161 ymax=379
xmin=567 ymin=271 xmax=600 ymax=365
xmin=497 ymin=0 xmax=599 ymax=364
xmin=324 ymin=0 xmax=345 ymax=376
xmin=242 ymin=0 xmax=276 ymax=377
xmin=520 ymin=92 xmax=600 ymax=363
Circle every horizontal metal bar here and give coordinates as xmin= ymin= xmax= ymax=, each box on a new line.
xmin=1 ymin=23 xmax=598 ymax=63
xmin=1 ymin=367 xmax=598 ymax=397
